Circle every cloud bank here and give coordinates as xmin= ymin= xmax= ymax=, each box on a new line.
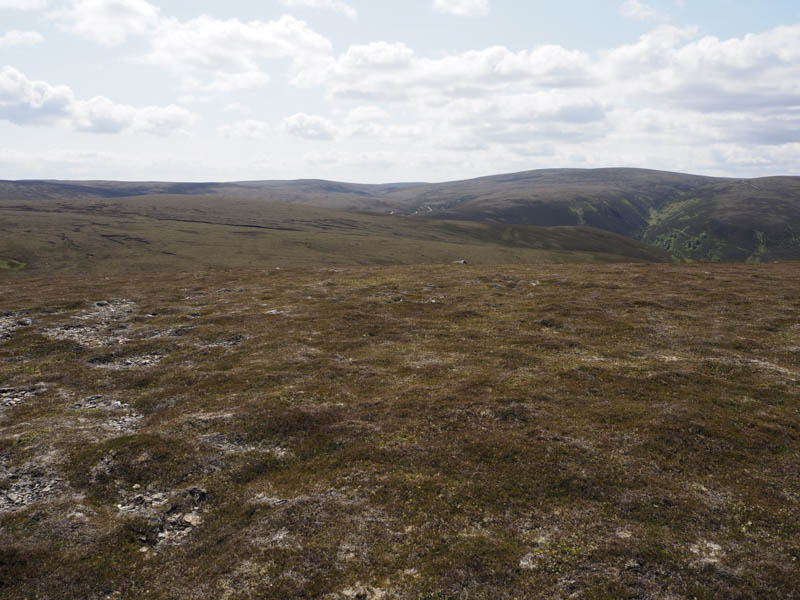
xmin=0 ymin=66 xmax=195 ymax=135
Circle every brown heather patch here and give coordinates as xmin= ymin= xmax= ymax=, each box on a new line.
xmin=0 ymin=262 xmax=799 ymax=599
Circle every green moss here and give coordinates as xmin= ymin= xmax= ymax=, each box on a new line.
xmin=746 ymin=230 xmax=769 ymax=263
xmin=0 ymin=258 xmax=25 ymax=271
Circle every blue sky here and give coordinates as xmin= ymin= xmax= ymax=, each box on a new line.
xmin=1 ymin=0 xmax=799 ymax=182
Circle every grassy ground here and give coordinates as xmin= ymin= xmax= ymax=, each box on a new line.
xmin=1 ymin=262 xmax=799 ymax=599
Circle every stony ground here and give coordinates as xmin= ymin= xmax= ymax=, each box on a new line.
xmin=0 ymin=262 xmax=799 ymax=599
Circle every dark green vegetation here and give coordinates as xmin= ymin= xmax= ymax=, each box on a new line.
xmin=0 ymin=259 xmax=25 ymax=271
xmin=0 ymin=192 xmax=668 ymax=276
xmin=3 ymin=168 xmax=800 ymax=262
xmin=1 ymin=263 xmax=799 ymax=599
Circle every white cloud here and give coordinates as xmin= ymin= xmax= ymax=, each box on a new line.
xmin=293 ymin=42 xmax=591 ymax=101
xmin=0 ymin=66 xmax=195 ymax=134
xmin=218 ymin=119 xmax=271 ymax=140
xmin=0 ymin=0 xmax=46 ymax=9
xmin=619 ymin=0 xmax=663 ymax=22
xmin=4 ymin=7 xmax=800 ymax=181
xmin=0 ymin=30 xmax=44 ymax=47
xmin=53 ymin=0 xmax=161 ymax=46
xmin=283 ymin=113 xmax=337 ymax=140
xmin=70 ymin=95 xmax=136 ymax=132
xmin=0 ymin=65 xmax=74 ymax=125
xmin=141 ymin=15 xmax=331 ymax=92
xmin=433 ymin=0 xmax=489 ymax=18
xmin=51 ymin=4 xmax=333 ymax=93
xmin=605 ymin=25 xmax=800 ymax=113
xmin=281 ymin=0 xmax=357 ymax=19
xmin=281 ymin=21 xmax=800 ymax=178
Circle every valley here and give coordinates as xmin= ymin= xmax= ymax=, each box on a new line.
xmin=3 ymin=168 xmax=799 ymax=268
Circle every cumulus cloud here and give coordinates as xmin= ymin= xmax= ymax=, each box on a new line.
xmin=0 ymin=0 xmax=47 ymax=9
xmin=281 ymin=0 xmax=357 ymax=19
xmin=433 ymin=0 xmax=489 ymax=18
xmin=4 ymin=4 xmax=800 ymax=180
xmin=0 ymin=66 xmax=73 ymax=125
xmin=293 ymin=42 xmax=591 ymax=101
xmin=0 ymin=66 xmax=195 ymax=134
xmin=605 ymin=25 xmax=800 ymax=114
xmin=141 ymin=15 xmax=331 ymax=92
xmin=0 ymin=30 xmax=44 ymax=47
xmin=53 ymin=0 xmax=161 ymax=46
xmin=281 ymin=21 xmax=800 ymax=176
xmin=283 ymin=113 xmax=337 ymax=140
xmin=49 ymin=4 xmax=333 ymax=94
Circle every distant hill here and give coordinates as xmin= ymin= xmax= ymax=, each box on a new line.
xmin=379 ymin=169 xmax=800 ymax=262
xmin=0 ymin=193 xmax=668 ymax=275
xmin=2 ymin=167 xmax=799 ymax=262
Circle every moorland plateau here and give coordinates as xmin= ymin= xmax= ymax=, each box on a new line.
xmin=0 ymin=168 xmax=798 ymax=599
xmin=2 ymin=167 xmax=800 ymax=271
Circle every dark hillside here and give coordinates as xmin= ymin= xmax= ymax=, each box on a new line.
xmin=3 ymin=168 xmax=800 ymax=261
xmin=642 ymin=177 xmax=800 ymax=261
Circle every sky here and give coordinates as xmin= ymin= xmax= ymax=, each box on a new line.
xmin=1 ymin=0 xmax=799 ymax=183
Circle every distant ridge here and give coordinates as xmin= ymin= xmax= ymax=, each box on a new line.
xmin=2 ymin=167 xmax=800 ymax=262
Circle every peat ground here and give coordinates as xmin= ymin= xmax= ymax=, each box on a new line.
xmin=1 ymin=262 xmax=799 ymax=599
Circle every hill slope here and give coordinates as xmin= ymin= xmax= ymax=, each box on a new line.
xmin=0 ymin=193 xmax=668 ymax=275
xmin=386 ymin=169 xmax=800 ymax=263
xmin=3 ymin=168 xmax=800 ymax=262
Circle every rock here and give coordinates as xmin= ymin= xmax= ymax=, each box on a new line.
xmin=690 ymin=540 xmax=724 ymax=564
xmin=339 ymin=585 xmax=388 ymax=600
xmin=519 ymin=553 xmax=537 ymax=570
xmin=95 ymin=301 xmax=110 ymax=307
xmin=625 ymin=559 xmax=644 ymax=572
xmin=183 ymin=513 xmax=203 ymax=527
